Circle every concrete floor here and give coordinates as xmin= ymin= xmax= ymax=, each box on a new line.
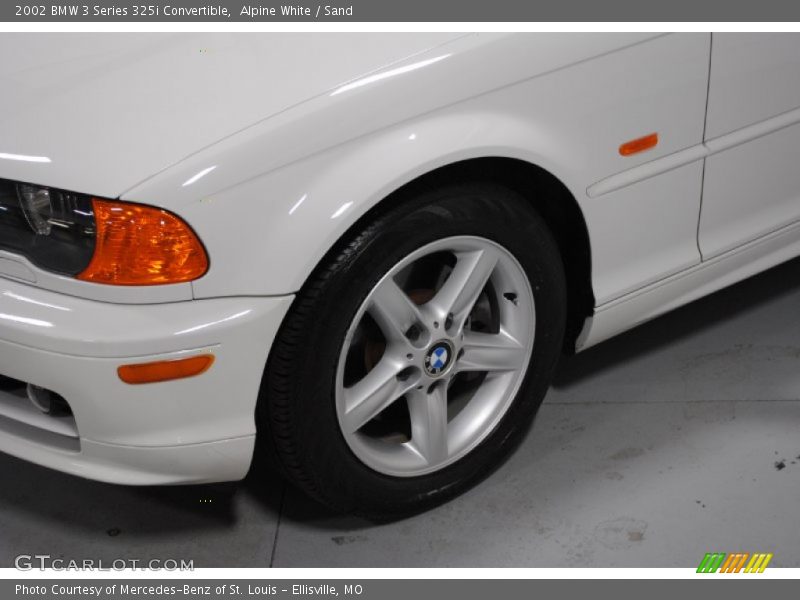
xmin=2 ymin=258 xmax=800 ymax=568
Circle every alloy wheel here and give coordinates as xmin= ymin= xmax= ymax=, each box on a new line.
xmin=335 ymin=235 xmax=536 ymax=477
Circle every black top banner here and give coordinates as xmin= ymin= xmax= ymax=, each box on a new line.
xmin=4 ymin=0 xmax=800 ymax=22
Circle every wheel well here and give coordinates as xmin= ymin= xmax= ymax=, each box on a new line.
xmin=335 ymin=157 xmax=592 ymax=353
xmin=390 ymin=158 xmax=594 ymax=352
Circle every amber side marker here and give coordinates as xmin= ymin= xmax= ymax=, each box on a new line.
xmin=118 ymin=355 xmax=215 ymax=384
xmin=619 ymin=132 xmax=659 ymax=156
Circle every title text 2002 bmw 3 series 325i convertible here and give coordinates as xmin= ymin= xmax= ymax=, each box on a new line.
xmin=0 ymin=33 xmax=799 ymax=515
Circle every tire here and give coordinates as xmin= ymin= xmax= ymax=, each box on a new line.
xmin=257 ymin=182 xmax=566 ymax=517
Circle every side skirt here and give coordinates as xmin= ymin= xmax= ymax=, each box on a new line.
xmin=576 ymin=218 xmax=800 ymax=351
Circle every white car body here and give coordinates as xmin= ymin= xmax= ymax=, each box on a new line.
xmin=1 ymin=32 xmax=799 ymax=484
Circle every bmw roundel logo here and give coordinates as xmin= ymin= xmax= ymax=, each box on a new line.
xmin=424 ymin=341 xmax=453 ymax=376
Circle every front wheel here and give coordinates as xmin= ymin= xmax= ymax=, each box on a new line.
xmin=259 ymin=183 xmax=566 ymax=516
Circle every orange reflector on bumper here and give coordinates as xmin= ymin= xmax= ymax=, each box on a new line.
xmin=118 ymin=354 xmax=215 ymax=384
xmin=619 ymin=133 xmax=658 ymax=156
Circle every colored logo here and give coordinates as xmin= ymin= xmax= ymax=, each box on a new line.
xmin=696 ymin=552 xmax=773 ymax=573
xmin=424 ymin=341 xmax=452 ymax=376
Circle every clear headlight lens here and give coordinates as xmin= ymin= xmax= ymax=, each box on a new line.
xmin=0 ymin=179 xmax=96 ymax=275
xmin=17 ymin=183 xmax=55 ymax=235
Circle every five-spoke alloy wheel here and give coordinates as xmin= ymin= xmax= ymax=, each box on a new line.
xmin=260 ymin=183 xmax=566 ymax=516
xmin=336 ymin=236 xmax=535 ymax=477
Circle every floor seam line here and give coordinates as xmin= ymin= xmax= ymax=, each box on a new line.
xmin=268 ymin=486 xmax=287 ymax=568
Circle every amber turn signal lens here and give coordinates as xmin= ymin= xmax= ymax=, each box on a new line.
xmin=619 ymin=132 xmax=659 ymax=156
xmin=118 ymin=354 xmax=215 ymax=384
xmin=77 ymin=199 xmax=208 ymax=285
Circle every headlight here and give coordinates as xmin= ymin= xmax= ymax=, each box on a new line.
xmin=0 ymin=179 xmax=96 ymax=275
xmin=17 ymin=183 xmax=57 ymax=235
xmin=0 ymin=178 xmax=208 ymax=285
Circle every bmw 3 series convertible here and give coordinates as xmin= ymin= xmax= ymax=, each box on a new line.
xmin=1 ymin=33 xmax=799 ymax=515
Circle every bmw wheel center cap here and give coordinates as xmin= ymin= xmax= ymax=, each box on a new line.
xmin=425 ymin=340 xmax=454 ymax=376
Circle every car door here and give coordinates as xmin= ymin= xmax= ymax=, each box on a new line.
xmin=699 ymin=33 xmax=800 ymax=259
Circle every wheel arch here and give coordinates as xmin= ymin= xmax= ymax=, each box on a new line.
xmin=309 ymin=156 xmax=595 ymax=353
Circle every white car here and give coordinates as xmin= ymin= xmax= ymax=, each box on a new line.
xmin=0 ymin=32 xmax=798 ymax=515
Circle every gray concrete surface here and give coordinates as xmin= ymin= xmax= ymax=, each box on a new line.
xmin=2 ymin=258 xmax=800 ymax=568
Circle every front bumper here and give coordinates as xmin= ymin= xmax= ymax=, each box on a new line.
xmin=0 ymin=276 xmax=293 ymax=484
